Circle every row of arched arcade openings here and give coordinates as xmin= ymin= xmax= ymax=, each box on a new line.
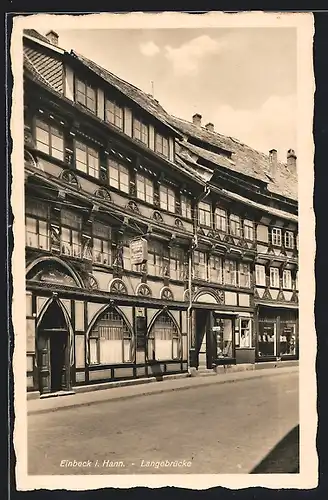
xmin=26 ymin=296 xmax=188 ymax=395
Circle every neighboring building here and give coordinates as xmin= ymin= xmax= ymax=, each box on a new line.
xmin=23 ymin=30 xmax=298 ymax=397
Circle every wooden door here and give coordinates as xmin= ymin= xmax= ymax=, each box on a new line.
xmin=37 ymin=332 xmax=51 ymax=394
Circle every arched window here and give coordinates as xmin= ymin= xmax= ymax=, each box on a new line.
xmin=148 ymin=312 xmax=181 ymax=361
xmin=89 ymin=309 xmax=133 ymax=365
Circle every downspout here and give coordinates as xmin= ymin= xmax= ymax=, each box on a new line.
xmin=187 ymin=184 xmax=211 ymax=373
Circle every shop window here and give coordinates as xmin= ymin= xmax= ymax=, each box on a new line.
xmin=239 ymin=263 xmax=251 ymax=288
xmin=198 ymin=202 xmax=212 ymax=227
xmin=255 ymin=265 xmax=266 ymax=286
xmin=147 ymin=240 xmax=169 ymax=277
xmin=284 ymin=231 xmax=295 ymax=249
xmin=270 ymin=267 xmax=280 ymax=288
xmin=270 ymin=227 xmax=282 ymax=246
xmin=258 ymin=322 xmax=277 ymax=357
xmin=193 ymin=251 xmax=207 ymax=280
xmin=148 ymin=312 xmax=180 ymax=361
xmin=224 ymin=259 xmax=237 ymax=286
xmin=209 ymin=255 xmax=223 ymax=284
xmin=25 ymin=199 xmax=50 ymax=250
xmin=244 ymin=220 xmax=254 ymax=241
xmin=169 ymin=247 xmax=185 ymax=280
xmin=214 ymin=318 xmax=233 ymax=358
xmin=229 ymin=214 xmax=241 ymax=237
xmin=75 ymin=79 xmax=96 ymax=113
xmin=180 ymin=195 xmax=192 ymax=219
xmin=238 ymin=319 xmax=252 ymax=348
xmin=283 ymin=269 xmax=292 ymax=289
xmin=89 ymin=309 xmax=132 ymax=365
xmin=92 ymin=221 xmax=112 ymax=266
xmin=136 ymin=173 xmax=154 ymax=204
xmin=75 ymin=141 xmax=99 ymax=178
xmin=133 ymin=117 xmax=149 ymax=146
xmin=108 ymin=158 xmax=130 ymax=193
xmin=60 ymin=208 xmax=82 ymax=258
xmin=215 ymin=207 xmax=227 ymax=232
xmin=159 ymin=185 xmax=175 ymax=213
xmin=279 ymin=323 xmax=296 ymax=356
xmin=35 ymin=119 xmax=64 ymax=161
xmin=105 ymin=99 xmax=123 ymax=129
xmin=155 ymin=133 xmax=169 ymax=158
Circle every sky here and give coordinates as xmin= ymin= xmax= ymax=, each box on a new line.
xmin=40 ymin=27 xmax=297 ymax=162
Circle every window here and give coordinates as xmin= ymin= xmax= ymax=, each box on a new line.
xmin=169 ymin=247 xmax=185 ymax=280
xmin=35 ymin=120 xmax=64 ymax=161
xmin=89 ymin=310 xmax=132 ymax=365
xmin=229 ymin=214 xmax=241 ymax=237
xmin=121 ymin=237 xmax=142 ymax=272
xmin=133 ymin=118 xmax=148 ymax=146
xmin=244 ymin=220 xmax=254 ymax=241
xmin=209 ymin=255 xmax=223 ymax=284
xmin=258 ymin=322 xmax=276 ymax=357
xmin=25 ymin=199 xmax=49 ymax=250
xmin=255 ymin=265 xmax=266 ymax=286
xmin=295 ymin=271 xmax=299 ymax=290
xmin=155 ymin=133 xmax=169 ymax=157
xmin=75 ymin=79 xmax=96 ymax=113
xmin=105 ymin=99 xmax=123 ymax=129
xmin=224 ymin=260 xmax=238 ymax=286
xmin=215 ymin=318 xmax=233 ymax=358
xmin=159 ymin=185 xmax=175 ymax=212
xmin=93 ymin=222 xmax=112 ymax=266
xmin=239 ymin=263 xmax=251 ymax=288
xmin=108 ymin=158 xmax=130 ymax=193
xmin=279 ymin=323 xmax=296 ymax=356
xmin=215 ymin=208 xmax=227 ymax=232
xmin=270 ymin=227 xmax=282 ymax=246
xmin=60 ymin=208 xmax=82 ymax=258
xmin=198 ymin=202 xmax=212 ymax=227
xmin=284 ymin=231 xmax=295 ymax=249
xmin=75 ymin=141 xmax=99 ymax=178
xmin=283 ymin=269 xmax=292 ymax=289
xmin=147 ymin=241 xmax=169 ymax=277
xmin=136 ymin=174 xmax=154 ymax=204
xmin=148 ymin=312 xmax=180 ymax=361
xmin=238 ymin=319 xmax=252 ymax=348
xmin=270 ymin=267 xmax=280 ymax=288
xmin=180 ymin=195 xmax=192 ymax=219
xmin=193 ymin=251 xmax=207 ymax=280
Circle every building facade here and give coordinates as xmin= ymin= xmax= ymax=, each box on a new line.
xmin=23 ymin=30 xmax=298 ymax=397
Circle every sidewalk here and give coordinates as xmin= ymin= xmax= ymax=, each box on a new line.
xmin=27 ymin=363 xmax=299 ymax=416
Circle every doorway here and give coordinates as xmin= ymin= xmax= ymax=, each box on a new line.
xmin=37 ymin=300 xmax=70 ymax=395
xmin=194 ymin=309 xmax=213 ymax=369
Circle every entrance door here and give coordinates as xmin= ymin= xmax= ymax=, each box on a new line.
xmin=195 ymin=310 xmax=214 ymax=369
xmin=37 ymin=301 xmax=70 ymax=395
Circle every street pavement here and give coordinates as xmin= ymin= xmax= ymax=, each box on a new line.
xmin=28 ymin=368 xmax=298 ymax=475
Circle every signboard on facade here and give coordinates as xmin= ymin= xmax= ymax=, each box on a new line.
xmin=130 ymin=238 xmax=148 ymax=265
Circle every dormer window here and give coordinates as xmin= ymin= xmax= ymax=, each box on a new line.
xmin=105 ymin=99 xmax=123 ymax=129
xmin=133 ymin=117 xmax=148 ymax=146
xmin=155 ymin=133 xmax=169 ymax=158
xmin=75 ymin=79 xmax=96 ymax=113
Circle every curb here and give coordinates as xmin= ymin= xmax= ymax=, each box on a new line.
xmin=28 ymin=365 xmax=298 ymax=416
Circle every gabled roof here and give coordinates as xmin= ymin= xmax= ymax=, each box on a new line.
xmin=169 ymin=115 xmax=298 ymax=202
xmin=23 ymin=29 xmax=50 ymax=44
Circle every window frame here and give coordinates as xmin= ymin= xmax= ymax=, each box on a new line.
xmin=133 ymin=117 xmax=149 ymax=146
xmin=243 ymin=220 xmax=254 ymax=241
xmin=239 ymin=262 xmax=251 ymax=288
xmin=136 ymin=173 xmax=154 ymax=204
xmin=169 ymin=247 xmax=185 ymax=281
xmin=180 ymin=195 xmax=192 ymax=219
xmin=224 ymin=259 xmax=238 ymax=286
xmin=25 ymin=199 xmax=50 ymax=251
xmin=105 ymin=98 xmax=123 ymax=130
xmin=255 ymin=264 xmax=266 ymax=286
xmin=159 ymin=184 xmax=175 ymax=213
xmin=198 ymin=201 xmax=212 ymax=227
xmin=147 ymin=240 xmax=169 ymax=277
xmin=193 ymin=250 xmax=207 ymax=281
xmin=269 ymin=267 xmax=280 ymax=288
xmin=60 ymin=208 xmax=82 ymax=259
xmin=155 ymin=132 xmax=169 ymax=158
xmin=108 ymin=158 xmax=130 ymax=194
xmin=75 ymin=78 xmax=97 ymax=113
xmin=148 ymin=313 xmax=181 ymax=361
xmin=284 ymin=231 xmax=295 ymax=249
xmin=35 ymin=119 xmax=64 ymax=161
xmin=75 ymin=140 xmax=100 ymax=179
xmin=215 ymin=207 xmax=227 ymax=232
xmin=92 ymin=221 xmax=112 ymax=267
xmin=282 ymin=269 xmax=292 ymax=290
xmin=209 ymin=254 xmax=223 ymax=284
xmin=229 ymin=214 xmax=241 ymax=237
xmin=271 ymin=227 xmax=282 ymax=246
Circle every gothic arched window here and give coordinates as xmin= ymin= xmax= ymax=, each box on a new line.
xmin=148 ymin=311 xmax=181 ymax=361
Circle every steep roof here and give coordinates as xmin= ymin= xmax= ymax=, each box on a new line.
xmin=69 ymin=50 xmax=180 ymax=136
xmin=169 ymin=115 xmax=298 ymax=201
xmin=23 ymin=29 xmax=50 ymax=44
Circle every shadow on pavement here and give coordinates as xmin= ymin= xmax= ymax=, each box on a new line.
xmin=250 ymin=425 xmax=299 ymax=474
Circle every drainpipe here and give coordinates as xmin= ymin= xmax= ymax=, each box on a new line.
xmin=186 ymin=184 xmax=211 ymax=373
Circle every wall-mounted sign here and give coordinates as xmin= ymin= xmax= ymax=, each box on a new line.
xmin=130 ymin=238 xmax=148 ymax=265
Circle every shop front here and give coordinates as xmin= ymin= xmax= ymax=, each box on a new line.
xmin=255 ymin=305 xmax=298 ymax=361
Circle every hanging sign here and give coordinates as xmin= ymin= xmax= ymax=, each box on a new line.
xmin=130 ymin=238 xmax=148 ymax=265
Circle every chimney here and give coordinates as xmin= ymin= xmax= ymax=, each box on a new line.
xmin=205 ymin=122 xmax=214 ymax=132
xmin=269 ymin=149 xmax=278 ymax=178
xmin=192 ymin=113 xmax=202 ymax=127
xmin=45 ymin=30 xmax=59 ymax=46
xmin=287 ymin=149 xmax=297 ymax=171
